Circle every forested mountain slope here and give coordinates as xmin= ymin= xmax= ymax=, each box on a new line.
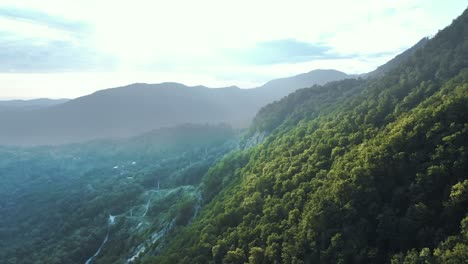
xmin=152 ymin=9 xmax=468 ymax=264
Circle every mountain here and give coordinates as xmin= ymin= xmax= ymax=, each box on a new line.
xmin=254 ymin=69 xmax=350 ymax=101
xmin=152 ymin=8 xmax=468 ymax=263
xmin=0 ymin=83 xmax=257 ymax=145
xmin=262 ymin=69 xmax=349 ymax=89
xmin=0 ymin=71 xmax=351 ymax=146
xmin=363 ymin=37 xmax=429 ymax=78
xmin=0 ymin=98 xmax=69 ymax=111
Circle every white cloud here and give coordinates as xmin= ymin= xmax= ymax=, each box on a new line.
xmin=0 ymin=17 xmax=71 ymax=41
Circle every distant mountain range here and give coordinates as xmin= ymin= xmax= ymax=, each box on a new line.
xmin=0 ymin=69 xmax=350 ymax=145
xmin=0 ymin=38 xmax=428 ymax=146
xmin=251 ymin=69 xmax=351 ymax=102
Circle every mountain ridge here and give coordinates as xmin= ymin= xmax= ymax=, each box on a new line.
xmin=364 ymin=37 xmax=430 ymax=78
xmin=0 ymin=69 xmax=352 ymax=146
xmin=0 ymin=98 xmax=69 ymax=111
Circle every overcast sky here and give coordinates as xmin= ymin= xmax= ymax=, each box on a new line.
xmin=0 ymin=0 xmax=466 ymax=99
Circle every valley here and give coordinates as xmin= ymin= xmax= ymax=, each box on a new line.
xmin=0 ymin=124 xmax=237 ymax=263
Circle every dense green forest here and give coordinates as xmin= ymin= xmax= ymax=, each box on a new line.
xmin=0 ymin=124 xmax=238 ymax=263
xmin=150 ymin=9 xmax=468 ymax=264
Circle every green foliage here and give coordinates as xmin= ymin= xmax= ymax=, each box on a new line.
xmin=155 ymin=9 xmax=468 ymax=264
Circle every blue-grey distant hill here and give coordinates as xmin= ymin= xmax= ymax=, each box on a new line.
xmin=0 ymin=70 xmax=351 ymax=146
xmin=0 ymin=98 xmax=69 ymax=111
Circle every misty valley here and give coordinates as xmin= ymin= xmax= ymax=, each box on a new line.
xmin=0 ymin=125 xmax=238 ymax=263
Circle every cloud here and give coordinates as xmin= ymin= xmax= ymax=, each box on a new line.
xmin=0 ymin=36 xmax=116 ymax=73
xmin=226 ymin=39 xmax=352 ymax=65
xmin=0 ymin=6 xmax=89 ymax=33
xmin=0 ymin=7 xmax=115 ymax=72
xmin=211 ymin=39 xmax=397 ymax=69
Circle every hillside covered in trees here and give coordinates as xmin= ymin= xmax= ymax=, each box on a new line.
xmin=150 ymin=9 xmax=468 ymax=264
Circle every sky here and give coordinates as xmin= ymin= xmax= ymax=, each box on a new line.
xmin=0 ymin=0 xmax=466 ymax=99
